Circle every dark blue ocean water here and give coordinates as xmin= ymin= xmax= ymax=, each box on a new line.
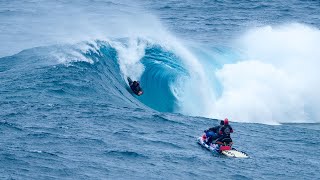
xmin=1 ymin=0 xmax=320 ymax=179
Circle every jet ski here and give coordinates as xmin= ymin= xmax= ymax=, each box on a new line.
xmin=197 ymin=134 xmax=248 ymax=158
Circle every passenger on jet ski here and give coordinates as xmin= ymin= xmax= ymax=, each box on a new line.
xmin=204 ymin=120 xmax=224 ymax=145
xmin=216 ymin=118 xmax=234 ymax=144
xmin=130 ymin=80 xmax=143 ymax=96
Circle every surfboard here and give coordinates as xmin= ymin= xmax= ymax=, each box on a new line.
xmin=127 ymin=77 xmax=133 ymax=85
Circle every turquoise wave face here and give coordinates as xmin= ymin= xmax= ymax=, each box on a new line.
xmin=139 ymin=45 xmax=188 ymax=112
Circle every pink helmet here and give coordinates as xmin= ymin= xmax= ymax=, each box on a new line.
xmin=224 ymin=118 xmax=229 ymax=125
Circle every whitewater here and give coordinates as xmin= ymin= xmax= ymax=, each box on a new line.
xmin=1 ymin=0 xmax=320 ymax=179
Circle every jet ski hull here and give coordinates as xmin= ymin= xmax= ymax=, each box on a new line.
xmin=197 ymin=137 xmax=248 ymax=158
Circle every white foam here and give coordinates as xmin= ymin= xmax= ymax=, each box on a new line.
xmin=211 ymin=23 xmax=320 ymax=124
xmin=110 ymin=38 xmax=146 ymax=81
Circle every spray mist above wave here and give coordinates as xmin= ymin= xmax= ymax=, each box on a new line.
xmin=211 ymin=23 xmax=320 ymax=124
xmin=0 ymin=0 xmax=168 ymax=57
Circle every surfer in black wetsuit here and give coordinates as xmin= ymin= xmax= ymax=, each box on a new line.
xmin=130 ymin=80 xmax=143 ymax=96
xmin=204 ymin=120 xmax=224 ymax=145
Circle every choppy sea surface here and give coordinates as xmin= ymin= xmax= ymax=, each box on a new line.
xmin=1 ymin=0 xmax=320 ymax=179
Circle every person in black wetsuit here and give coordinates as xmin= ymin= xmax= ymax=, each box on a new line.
xmin=130 ymin=81 xmax=143 ymax=96
xmin=204 ymin=120 xmax=224 ymax=145
xmin=216 ymin=118 xmax=233 ymax=144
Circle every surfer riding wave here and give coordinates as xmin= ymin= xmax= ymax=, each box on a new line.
xmin=127 ymin=77 xmax=143 ymax=96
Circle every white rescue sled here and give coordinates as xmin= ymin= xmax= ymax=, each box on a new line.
xmin=197 ymin=136 xmax=248 ymax=158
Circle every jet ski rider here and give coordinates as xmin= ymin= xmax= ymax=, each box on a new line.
xmin=204 ymin=120 xmax=224 ymax=145
xmin=216 ymin=118 xmax=234 ymax=143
